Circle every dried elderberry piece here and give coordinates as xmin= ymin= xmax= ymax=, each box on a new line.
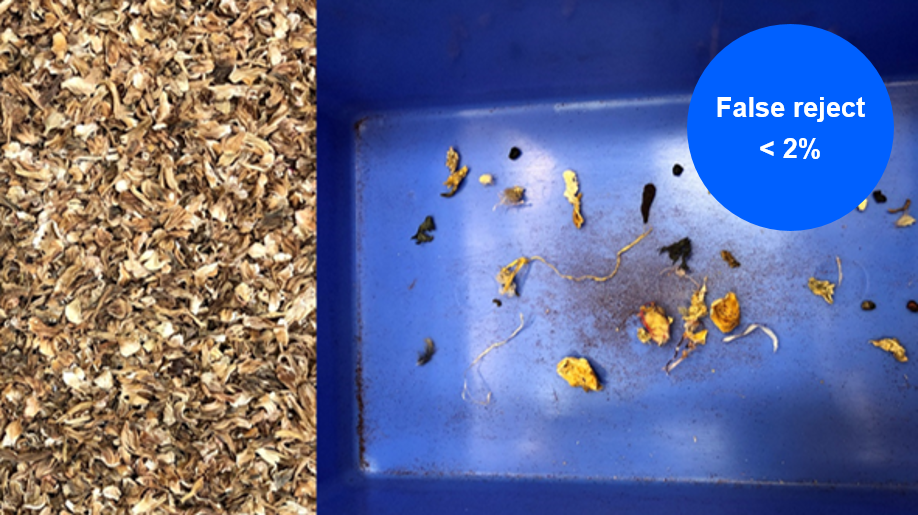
xmin=411 ymin=215 xmax=435 ymax=244
xmin=417 ymin=338 xmax=436 ymax=366
xmin=641 ymin=183 xmax=656 ymax=224
xmin=908 ymin=300 xmax=918 ymax=313
xmin=672 ymin=163 xmax=684 ymax=176
xmin=660 ymin=237 xmax=692 ymax=271
xmin=509 ymin=147 xmax=522 ymax=160
xmin=720 ymin=250 xmax=741 ymax=268
xmin=861 ymin=300 xmax=876 ymax=311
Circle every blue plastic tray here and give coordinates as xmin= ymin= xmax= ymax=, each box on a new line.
xmin=318 ymin=2 xmax=918 ymax=512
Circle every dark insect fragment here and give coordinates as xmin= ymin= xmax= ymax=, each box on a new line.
xmin=660 ymin=237 xmax=692 ymax=271
xmin=492 ymin=299 xmax=502 ymax=307
xmin=509 ymin=147 xmax=522 ymax=160
xmin=641 ymin=183 xmax=656 ymax=224
xmin=672 ymin=164 xmax=684 ymax=176
xmin=908 ymin=300 xmax=918 ymax=313
xmin=411 ymin=216 xmax=436 ymax=244
xmin=873 ymin=190 xmax=887 ymax=203
xmin=861 ymin=300 xmax=876 ymax=311
xmin=417 ymin=338 xmax=436 ymax=366
xmin=720 ymin=250 xmax=741 ymax=268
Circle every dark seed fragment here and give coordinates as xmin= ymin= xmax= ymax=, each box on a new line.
xmin=672 ymin=164 xmax=684 ymax=176
xmin=509 ymin=147 xmax=522 ymax=160
xmin=908 ymin=300 xmax=918 ymax=313
xmin=873 ymin=190 xmax=887 ymax=203
xmin=861 ymin=300 xmax=876 ymax=311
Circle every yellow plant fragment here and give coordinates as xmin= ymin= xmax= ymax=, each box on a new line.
xmin=637 ymin=328 xmax=652 ymax=343
xmin=808 ymin=277 xmax=835 ymax=304
xmin=556 ymin=357 xmax=602 ymax=391
xmin=710 ymin=292 xmax=740 ymax=333
xmin=638 ymin=303 xmax=672 ymax=346
xmin=685 ymin=329 xmax=708 ymax=345
xmin=857 ymin=198 xmax=868 ymax=212
xmin=870 ymin=338 xmax=908 ymax=363
xmin=441 ymin=146 xmax=468 ymax=197
xmin=896 ymin=213 xmax=916 ymax=227
xmin=563 ymin=170 xmax=584 ymax=228
xmin=479 ymin=174 xmax=494 ymax=186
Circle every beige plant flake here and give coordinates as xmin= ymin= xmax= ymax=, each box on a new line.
xmin=479 ymin=173 xmax=494 ymax=186
xmin=562 ymin=169 xmax=584 ymax=228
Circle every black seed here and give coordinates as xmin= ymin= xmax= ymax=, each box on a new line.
xmin=641 ymin=183 xmax=656 ymax=224
xmin=908 ymin=300 xmax=918 ymax=313
xmin=509 ymin=147 xmax=522 ymax=160
xmin=672 ymin=164 xmax=684 ymax=176
xmin=492 ymin=299 xmax=502 ymax=307
xmin=861 ymin=300 xmax=876 ymax=311
xmin=873 ymin=190 xmax=887 ymax=203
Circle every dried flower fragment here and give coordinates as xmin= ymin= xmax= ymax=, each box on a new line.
xmin=870 ymin=338 xmax=907 ymax=363
xmin=563 ymin=170 xmax=584 ymax=228
xmin=556 ymin=357 xmax=601 ymax=391
xmin=857 ymin=198 xmax=868 ymax=212
xmin=479 ymin=174 xmax=494 ymax=185
xmin=724 ymin=324 xmax=779 ymax=352
xmin=638 ymin=303 xmax=672 ymax=346
xmin=499 ymin=186 xmax=526 ymax=206
xmin=665 ymin=280 xmax=709 ymax=373
xmin=65 ymin=299 xmax=82 ymax=324
xmin=710 ymin=292 xmax=740 ymax=333
xmin=441 ymin=147 xmax=468 ymax=197
xmin=808 ymin=277 xmax=835 ymax=305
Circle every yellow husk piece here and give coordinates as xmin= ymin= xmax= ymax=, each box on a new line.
xmin=441 ymin=146 xmax=468 ymax=197
xmin=556 ymin=357 xmax=602 ymax=391
xmin=870 ymin=338 xmax=908 ymax=363
xmin=808 ymin=277 xmax=835 ymax=304
xmin=479 ymin=174 xmax=494 ymax=186
xmin=563 ymin=170 xmax=584 ymax=228
xmin=710 ymin=292 xmax=740 ymax=333
xmin=857 ymin=198 xmax=868 ymax=211
xmin=495 ymin=229 xmax=651 ymax=297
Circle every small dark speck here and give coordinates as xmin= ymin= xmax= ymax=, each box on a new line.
xmin=861 ymin=300 xmax=876 ymax=311
xmin=873 ymin=190 xmax=887 ymax=203
xmin=672 ymin=164 xmax=684 ymax=176
xmin=492 ymin=299 xmax=502 ymax=307
xmin=908 ymin=300 xmax=918 ymax=313
xmin=509 ymin=147 xmax=522 ymax=160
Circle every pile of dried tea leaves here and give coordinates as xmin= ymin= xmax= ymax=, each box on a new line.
xmin=0 ymin=0 xmax=317 ymax=512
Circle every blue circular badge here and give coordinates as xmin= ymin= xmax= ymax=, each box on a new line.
xmin=687 ymin=25 xmax=893 ymax=231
